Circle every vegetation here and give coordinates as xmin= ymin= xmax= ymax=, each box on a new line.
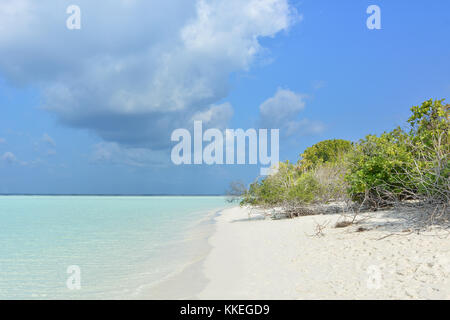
xmin=406 ymin=99 xmax=449 ymax=207
xmin=345 ymin=128 xmax=415 ymax=205
xmin=233 ymin=98 xmax=449 ymax=220
xmin=299 ymin=139 xmax=352 ymax=171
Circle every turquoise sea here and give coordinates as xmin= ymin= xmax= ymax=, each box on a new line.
xmin=0 ymin=196 xmax=230 ymax=299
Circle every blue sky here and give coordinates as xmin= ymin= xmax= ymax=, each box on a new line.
xmin=0 ymin=0 xmax=449 ymax=194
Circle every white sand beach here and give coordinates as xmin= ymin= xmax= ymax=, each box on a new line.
xmin=198 ymin=206 xmax=450 ymax=300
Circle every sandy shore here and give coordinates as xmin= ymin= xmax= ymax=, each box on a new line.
xmin=198 ymin=206 xmax=450 ymax=299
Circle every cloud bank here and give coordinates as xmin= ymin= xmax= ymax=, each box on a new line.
xmin=0 ymin=0 xmax=298 ymax=150
xmin=259 ymin=88 xmax=324 ymax=137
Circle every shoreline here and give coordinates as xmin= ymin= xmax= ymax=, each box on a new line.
xmin=139 ymin=207 xmax=224 ymax=299
xmin=197 ymin=206 xmax=450 ymax=299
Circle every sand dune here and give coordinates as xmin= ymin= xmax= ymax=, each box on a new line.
xmin=198 ymin=206 xmax=450 ymax=299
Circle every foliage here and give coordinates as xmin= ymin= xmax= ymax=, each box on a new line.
xmin=240 ymin=98 xmax=449 ymax=218
xmin=345 ymin=128 xmax=415 ymax=204
xmin=407 ymin=99 xmax=449 ymax=204
xmin=299 ymin=139 xmax=352 ymax=171
xmin=346 ymin=99 xmax=449 ymax=208
xmin=241 ymin=161 xmax=349 ymax=215
xmin=408 ymin=98 xmax=449 ymax=150
xmin=240 ymin=161 xmax=300 ymax=207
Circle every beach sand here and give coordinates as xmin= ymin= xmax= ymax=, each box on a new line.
xmin=198 ymin=206 xmax=450 ymax=299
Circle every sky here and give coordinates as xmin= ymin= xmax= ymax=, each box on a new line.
xmin=0 ymin=0 xmax=449 ymax=195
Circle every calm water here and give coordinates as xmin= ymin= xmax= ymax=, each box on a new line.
xmin=0 ymin=196 xmax=230 ymax=299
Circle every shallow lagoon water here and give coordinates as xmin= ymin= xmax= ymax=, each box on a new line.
xmin=0 ymin=196 xmax=230 ymax=299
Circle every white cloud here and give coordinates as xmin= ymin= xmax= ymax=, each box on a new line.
xmin=0 ymin=138 xmax=5 ymax=144
xmin=91 ymin=142 xmax=168 ymax=167
xmin=31 ymin=133 xmax=56 ymax=157
xmin=283 ymin=118 xmax=325 ymax=136
xmin=312 ymin=80 xmax=327 ymax=90
xmin=0 ymin=0 xmax=298 ymax=150
xmin=0 ymin=151 xmax=35 ymax=166
xmin=191 ymin=102 xmax=234 ymax=129
xmin=1 ymin=151 xmax=17 ymax=163
xmin=258 ymin=88 xmax=324 ymax=136
xmin=259 ymin=88 xmax=306 ymax=127
xmin=41 ymin=133 xmax=56 ymax=147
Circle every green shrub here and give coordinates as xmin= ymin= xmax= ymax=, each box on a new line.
xmin=346 ymin=128 xmax=415 ymax=204
xmin=241 ymin=161 xmax=297 ymax=207
xmin=407 ymin=99 xmax=449 ymax=203
xmin=241 ymin=98 xmax=449 ymax=215
xmin=408 ymin=98 xmax=449 ymax=150
xmin=346 ymin=99 xmax=449 ymax=206
xmin=299 ymin=139 xmax=353 ymax=171
xmin=240 ymin=161 xmax=347 ymax=210
xmin=286 ymin=171 xmax=320 ymax=203
xmin=240 ymin=161 xmax=322 ymax=207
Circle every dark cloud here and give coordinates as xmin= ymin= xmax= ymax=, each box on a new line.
xmin=0 ymin=0 xmax=297 ymax=151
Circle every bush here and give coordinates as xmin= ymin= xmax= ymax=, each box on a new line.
xmin=299 ymin=139 xmax=352 ymax=171
xmin=346 ymin=128 xmax=415 ymax=206
xmin=241 ymin=161 xmax=299 ymax=207
xmin=286 ymin=171 xmax=321 ymax=203
xmin=240 ymin=161 xmax=349 ymax=217
xmin=346 ymin=99 xmax=449 ymax=209
xmin=406 ymin=99 xmax=449 ymax=205
xmin=312 ymin=162 xmax=349 ymax=203
xmin=408 ymin=98 xmax=449 ymax=150
xmin=241 ymin=98 xmax=449 ymax=218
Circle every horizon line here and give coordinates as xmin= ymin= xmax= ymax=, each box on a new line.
xmin=0 ymin=193 xmax=227 ymax=197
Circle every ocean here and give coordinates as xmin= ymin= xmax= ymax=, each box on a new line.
xmin=0 ymin=195 xmax=231 ymax=299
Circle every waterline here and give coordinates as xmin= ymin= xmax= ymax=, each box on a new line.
xmin=0 ymin=196 xmax=231 ymax=299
